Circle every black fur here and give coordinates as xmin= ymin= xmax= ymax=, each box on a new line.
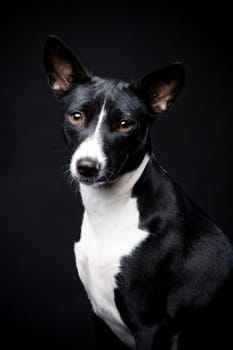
xmin=44 ymin=36 xmax=233 ymax=350
xmin=116 ymin=157 xmax=233 ymax=349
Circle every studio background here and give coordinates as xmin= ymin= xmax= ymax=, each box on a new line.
xmin=0 ymin=2 xmax=232 ymax=349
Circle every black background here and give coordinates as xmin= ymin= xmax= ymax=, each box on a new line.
xmin=0 ymin=2 xmax=232 ymax=349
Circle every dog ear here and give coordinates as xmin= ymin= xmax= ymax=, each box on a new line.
xmin=43 ymin=36 xmax=90 ymax=97
xmin=131 ymin=63 xmax=185 ymax=115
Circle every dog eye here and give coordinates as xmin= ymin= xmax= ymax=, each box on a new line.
xmin=118 ymin=119 xmax=134 ymax=132
xmin=68 ymin=111 xmax=85 ymax=126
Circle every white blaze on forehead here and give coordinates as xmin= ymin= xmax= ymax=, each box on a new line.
xmin=94 ymin=100 xmax=106 ymax=135
xmin=70 ymin=101 xmax=107 ymax=177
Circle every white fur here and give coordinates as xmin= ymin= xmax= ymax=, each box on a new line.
xmin=74 ymin=154 xmax=150 ymax=348
xmin=70 ymin=102 xmax=107 ymax=178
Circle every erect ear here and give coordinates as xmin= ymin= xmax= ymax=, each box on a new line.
xmin=131 ymin=63 xmax=185 ymax=115
xmin=43 ymin=36 xmax=90 ymax=97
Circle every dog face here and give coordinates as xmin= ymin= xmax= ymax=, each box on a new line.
xmin=44 ymin=36 xmax=184 ymax=186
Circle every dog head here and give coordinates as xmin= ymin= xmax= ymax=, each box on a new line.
xmin=44 ymin=36 xmax=184 ymax=186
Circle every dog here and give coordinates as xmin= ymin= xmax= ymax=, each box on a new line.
xmin=44 ymin=36 xmax=233 ymax=350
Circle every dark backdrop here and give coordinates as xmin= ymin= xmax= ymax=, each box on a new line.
xmin=0 ymin=2 xmax=232 ymax=349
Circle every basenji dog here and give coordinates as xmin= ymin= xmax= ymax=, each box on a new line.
xmin=44 ymin=36 xmax=233 ymax=350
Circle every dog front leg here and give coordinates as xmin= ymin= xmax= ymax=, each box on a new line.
xmin=93 ymin=314 xmax=129 ymax=350
xmin=135 ymin=326 xmax=174 ymax=350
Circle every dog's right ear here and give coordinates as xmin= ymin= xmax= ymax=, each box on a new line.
xmin=43 ymin=36 xmax=90 ymax=97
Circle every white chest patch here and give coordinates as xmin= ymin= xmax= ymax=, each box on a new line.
xmin=74 ymin=155 xmax=149 ymax=348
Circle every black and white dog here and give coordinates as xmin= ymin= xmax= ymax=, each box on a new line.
xmin=44 ymin=36 xmax=233 ymax=350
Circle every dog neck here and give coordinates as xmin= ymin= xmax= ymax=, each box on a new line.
xmin=79 ymin=154 xmax=150 ymax=217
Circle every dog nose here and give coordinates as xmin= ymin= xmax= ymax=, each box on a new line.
xmin=77 ymin=158 xmax=100 ymax=178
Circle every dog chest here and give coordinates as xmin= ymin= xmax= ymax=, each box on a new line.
xmin=74 ymin=195 xmax=149 ymax=348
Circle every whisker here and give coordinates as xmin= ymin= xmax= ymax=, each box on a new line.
xmin=60 ymin=163 xmax=80 ymax=195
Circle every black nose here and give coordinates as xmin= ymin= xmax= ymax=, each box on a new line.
xmin=77 ymin=158 xmax=100 ymax=178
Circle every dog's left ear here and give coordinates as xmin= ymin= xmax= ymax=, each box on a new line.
xmin=43 ymin=36 xmax=90 ymax=97
xmin=131 ymin=63 xmax=185 ymax=115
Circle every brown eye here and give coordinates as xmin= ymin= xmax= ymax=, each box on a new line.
xmin=118 ymin=119 xmax=133 ymax=132
xmin=69 ymin=111 xmax=85 ymax=126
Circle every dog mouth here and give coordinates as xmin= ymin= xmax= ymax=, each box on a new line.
xmin=77 ymin=170 xmax=117 ymax=187
xmin=78 ymin=175 xmax=108 ymax=187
